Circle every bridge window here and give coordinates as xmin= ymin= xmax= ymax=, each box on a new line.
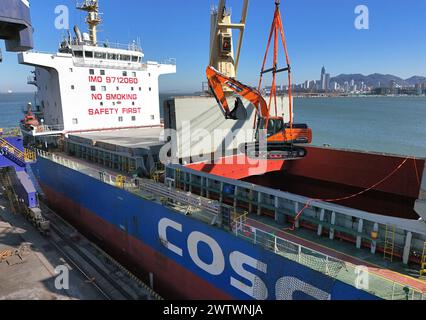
xmin=85 ymin=51 xmax=93 ymax=58
xmin=73 ymin=51 xmax=83 ymax=58
xmin=108 ymin=53 xmax=117 ymax=60
xmin=120 ymin=55 xmax=131 ymax=61
xmin=95 ymin=52 xmax=106 ymax=59
xmin=132 ymin=56 xmax=138 ymax=62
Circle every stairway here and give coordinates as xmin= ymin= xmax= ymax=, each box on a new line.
xmin=0 ymin=138 xmax=35 ymax=167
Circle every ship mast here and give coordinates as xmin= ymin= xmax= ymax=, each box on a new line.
xmin=77 ymin=0 xmax=102 ymax=46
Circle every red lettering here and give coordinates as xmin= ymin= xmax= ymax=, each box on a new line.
xmin=91 ymin=93 xmax=103 ymax=100
xmin=106 ymin=94 xmax=137 ymax=101
xmin=89 ymin=76 xmax=103 ymax=83
xmin=121 ymin=107 xmax=142 ymax=114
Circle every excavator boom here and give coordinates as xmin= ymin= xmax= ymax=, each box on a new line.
xmin=206 ymin=66 xmax=269 ymax=119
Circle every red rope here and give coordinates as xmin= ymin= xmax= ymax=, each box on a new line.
xmin=284 ymin=157 xmax=415 ymax=231
xmin=413 ymin=157 xmax=421 ymax=187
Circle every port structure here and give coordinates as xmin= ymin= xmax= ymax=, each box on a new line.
xmin=0 ymin=0 xmax=33 ymax=54
xmin=0 ymin=166 xmax=161 ymax=300
xmin=0 ymin=138 xmax=36 ymax=167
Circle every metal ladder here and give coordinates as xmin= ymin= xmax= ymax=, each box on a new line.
xmin=115 ymin=175 xmax=126 ymax=189
xmin=420 ymin=242 xmax=426 ymax=277
xmin=383 ymin=225 xmax=396 ymax=262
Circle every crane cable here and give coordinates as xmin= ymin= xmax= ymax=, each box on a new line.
xmin=285 ymin=157 xmax=421 ymax=232
xmin=257 ymin=0 xmax=294 ymax=135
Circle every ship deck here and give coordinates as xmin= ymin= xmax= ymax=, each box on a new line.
xmin=36 ymin=151 xmax=426 ymax=300
xmin=68 ymin=127 xmax=165 ymax=150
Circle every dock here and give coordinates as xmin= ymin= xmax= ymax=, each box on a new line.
xmin=0 ymin=174 xmax=161 ymax=300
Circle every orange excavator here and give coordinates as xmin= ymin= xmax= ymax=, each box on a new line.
xmin=207 ymin=0 xmax=312 ymax=160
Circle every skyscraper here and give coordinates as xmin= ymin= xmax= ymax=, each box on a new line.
xmin=320 ymin=66 xmax=330 ymax=90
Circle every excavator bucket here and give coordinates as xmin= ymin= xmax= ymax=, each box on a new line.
xmin=229 ymin=98 xmax=248 ymax=120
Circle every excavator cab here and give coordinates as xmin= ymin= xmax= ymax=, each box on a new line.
xmin=249 ymin=117 xmax=311 ymax=160
xmin=258 ymin=117 xmax=285 ymax=138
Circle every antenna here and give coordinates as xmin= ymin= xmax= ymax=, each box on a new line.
xmin=76 ymin=0 xmax=102 ymax=46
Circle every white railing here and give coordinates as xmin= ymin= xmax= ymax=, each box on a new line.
xmin=70 ymin=39 xmax=143 ymax=52
xmin=72 ymin=58 xmax=147 ymax=71
xmin=160 ymin=58 xmax=177 ymax=66
xmin=36 ymin=150 xmax=221 ymax=218
xmin=23 ymin=124 xmax=65 ymax=135
xmin=232 ymin=214 xmax=426 ymax=301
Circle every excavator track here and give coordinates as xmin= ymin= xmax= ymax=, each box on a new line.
xmin=239 ymin=142 xmax=308 ymax=161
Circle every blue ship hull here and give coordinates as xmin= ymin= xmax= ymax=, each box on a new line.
xmin=31 ymin=156 xmax=379 ymax=300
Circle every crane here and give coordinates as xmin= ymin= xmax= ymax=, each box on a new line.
xmin=207 ymin=0 xmax=312 ymax=160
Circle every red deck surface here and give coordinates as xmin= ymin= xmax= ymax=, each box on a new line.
xmin=187 ymin=146 xmax=425 ymax=219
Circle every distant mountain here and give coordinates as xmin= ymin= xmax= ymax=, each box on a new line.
xmin=330 ymin=73 xmax=426 ymax=87
xmin=405 ymin=76 xmax=426 ymax=86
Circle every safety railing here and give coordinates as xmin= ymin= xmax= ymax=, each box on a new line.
xmin=36 ymin=150 xmax=222 ymax=219
xmin=232 ymin=214 xmax=426 ymax=300
xmin=0 ymin=138 xmax=25 ymax=161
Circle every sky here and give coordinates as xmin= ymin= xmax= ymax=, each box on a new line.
xmin=1 ymin=0 xmax=426 ymax=93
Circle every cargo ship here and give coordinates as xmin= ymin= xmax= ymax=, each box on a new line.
xmin=3 ymin=0 xmax=426 ymax=300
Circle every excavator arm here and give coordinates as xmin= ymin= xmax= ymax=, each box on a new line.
xmin=206 ymin=66 xmax=269 ymax=119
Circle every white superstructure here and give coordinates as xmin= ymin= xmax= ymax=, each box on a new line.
xmin=18 ymin=0 xmax=175 ymax=136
